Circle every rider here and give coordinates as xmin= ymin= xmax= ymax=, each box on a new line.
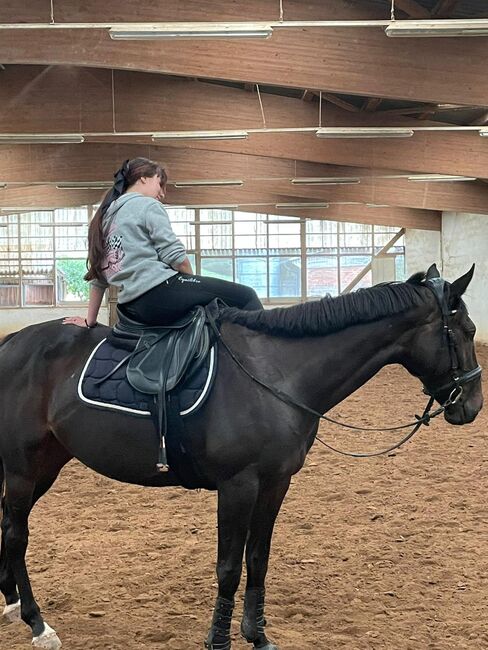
xmin=63 ymin=157 xmax=263 ymax=329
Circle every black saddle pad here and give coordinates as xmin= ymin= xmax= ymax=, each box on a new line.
xmin=79 ymin=337 xmax=216 ymax=417
xmin=79 ymin=338 xmax=218 ymax=489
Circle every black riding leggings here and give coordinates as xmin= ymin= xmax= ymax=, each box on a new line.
xmin=120 ymin=272 xmax=263 ymax=325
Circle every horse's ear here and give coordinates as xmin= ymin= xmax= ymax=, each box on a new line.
xmin=425 ymin=263 xmax=440 ymax=280
xmin=449 ymin=264 xmax=475 ymax=303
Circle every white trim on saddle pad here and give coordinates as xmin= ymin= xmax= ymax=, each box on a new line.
xmin=78 ymin=337 xmax=216 ymax=417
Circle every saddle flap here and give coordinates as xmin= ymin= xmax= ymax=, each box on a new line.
xmin=126 ymin=306 xmax=209 ymax=394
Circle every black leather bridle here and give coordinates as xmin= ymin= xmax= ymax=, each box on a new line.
xmin=422 ymin=277 xmax=482 ymax=405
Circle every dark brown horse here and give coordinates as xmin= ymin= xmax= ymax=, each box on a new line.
xmin=0 ymin=265 xmax=483 ymax=649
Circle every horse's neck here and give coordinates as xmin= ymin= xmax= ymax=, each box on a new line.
xmin=244 ymin=313 xmax=417 ymax=416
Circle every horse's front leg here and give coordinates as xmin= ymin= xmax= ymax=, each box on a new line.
xmin=205 ymin=468 xmax=260 ymax=650
xmin=241 ymin=476 xmax=291 ymax=650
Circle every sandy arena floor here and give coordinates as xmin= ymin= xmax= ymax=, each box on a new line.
xmin=1 ymin=346 xmax=487 ymax=650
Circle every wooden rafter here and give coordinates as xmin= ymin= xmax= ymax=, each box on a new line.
xmin=431 ymin=0 xmax=460 ymax=18
xmin=322 ymin=93 xmax=360 ymax=113
xmin=393 ymin=0 xmax=431 ymax=19
xmin=362 ymin=97 xmax=382 ymax=112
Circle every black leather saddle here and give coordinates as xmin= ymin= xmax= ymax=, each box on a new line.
xmin=102 ymin=303 xmax=214 ymax=471
xmin=113 ymin=305 xmax=211 ymax=395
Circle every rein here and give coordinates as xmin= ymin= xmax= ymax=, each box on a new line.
xmin=206 ymin=278 xmax=481 ymax=458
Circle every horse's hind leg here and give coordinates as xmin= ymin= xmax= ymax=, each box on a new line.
xmin=0 ymin=459 xmax=20 ymax=621
xmin=241 ymin=476 xmax=291 ymax=650
xmin=1 ymin=445 xmax=69 ymax=649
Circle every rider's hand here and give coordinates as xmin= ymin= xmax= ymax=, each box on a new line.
xmin=62 ymin=316 xmax=89 ymax=328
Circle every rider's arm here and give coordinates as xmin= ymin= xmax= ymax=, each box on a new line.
xmin=172 ymin=256 xmax=194 ymax=275
xmin=85 ymin=285 xmax=106 ymax=327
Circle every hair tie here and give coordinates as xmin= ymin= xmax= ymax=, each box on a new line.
xmin=113 ymin=159 xmax=130 ymax=196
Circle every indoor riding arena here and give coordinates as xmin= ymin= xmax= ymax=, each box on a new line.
xmin=0 ymin=2 xmax=487 ymax=649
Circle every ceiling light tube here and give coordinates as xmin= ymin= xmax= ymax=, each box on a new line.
xmin=275 ymin=202 xmax=329 ymax=209
xmin=291 ymin=176 xmax=361 ymax=185
xmin=152 ymin=130 xmax=249 ymax=142
xmin=110 ymin=22 xmax=273 ymax=40
xmin=366 ymin=204 xmax=390 ymax=208
xmin=0 ymin=183 xmax=6 ymax=189
xmin=172 ymin=179 xmax=244 ymax=188
xmin=56 ymin=182 xmax=112 ymax=190
xmin=0 ymin=207 xmax=55 ymax=212
xmin=0 ymin=134 xmax=85 ymax=144
xmin=479 ymin=128 xmax=488 ymax=137
xmin=407 ymin=174 xmax=476 ymax=182
xmin=385 ymin=20 xmax=488 ymax=38
xmin=316 ymin=127 xmax=414 ymax=139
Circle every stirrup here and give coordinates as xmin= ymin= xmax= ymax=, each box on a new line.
xmin=156 ymin=462 xmax=170 ymax=473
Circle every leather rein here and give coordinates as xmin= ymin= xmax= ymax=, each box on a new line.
xmin=207 ymin=279 xmax=482 ymax=458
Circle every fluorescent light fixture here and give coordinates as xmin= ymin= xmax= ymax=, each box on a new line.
xmin=172 ymin=179 xmax=244 ymax=188
xmin=189 ymin=220 xmax=233 ymax=225
xmin=291 ymin=176 xmax=361 ymax=185
xmin=109 ymin=22 xmax=273 ymax=40
xmin=275 ymin=202 xmax=329 ymax=209
xmin=186 ymin=204 xmax=239 ymax=210
xmin=316 ymin=127 xmax=414 ymax=139
xmin=0 ymin=207 xmax=55 ymax=212
xmin=479 ymin=128 xmax=488 ymax=137
xmin=56 ymin=182 xmax=112 ymax=190
xmin=366 ymin=203 xmax=390 ymax=208
xmin=385 ymin=20 xmax=488 ymax=38
xmin=0 ymin=134 xmax=85 ymax=144
xmin=152 ymin=130 xmax=249 ymax=142
xmin=407 ymin=174 xmax=476 ymax=182
xmin=0 ymin=183 xmax=6 ymax=189
xmin=264 ymin=219 xmax=306 ymax=224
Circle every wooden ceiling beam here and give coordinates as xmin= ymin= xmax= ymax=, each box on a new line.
xmin=2 ymin=66 xmax=487 ymax=178
xmin=1 ymin=143 xmax=487 ymax=215
xmin=0 ymin=183 xmax=440 ymax=231
xmin=1 ymin=2 xmax=488 ymax=105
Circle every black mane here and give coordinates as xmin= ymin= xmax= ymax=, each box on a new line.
xmin=220 ymin=274 xmax=430 ymax=337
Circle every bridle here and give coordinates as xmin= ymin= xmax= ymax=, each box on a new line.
xmin=206 ymin=280 xmax=482 ymax=458
xmin=421 ymin=276 xmax=482 ymax=406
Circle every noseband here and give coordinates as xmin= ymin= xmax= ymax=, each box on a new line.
xmin=422 ymin=277 xmax=482 ymax=405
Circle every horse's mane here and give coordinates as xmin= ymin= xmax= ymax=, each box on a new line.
xmin=219 ymin=272 xmax=431 ymax=337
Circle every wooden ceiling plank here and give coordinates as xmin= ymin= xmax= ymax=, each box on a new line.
xmin=1 ymin=143 xmax=487 ymax=215
xmin=3 ymin=66 xmax=486 ymax=178
xmin=1 ymin=26 xmax=488 ymax=105
xmin=0 ymin=183 xmax=440 ymax=230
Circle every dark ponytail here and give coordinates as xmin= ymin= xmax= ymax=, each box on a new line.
xmin=84 ymin=157 xmax=167 ymax=282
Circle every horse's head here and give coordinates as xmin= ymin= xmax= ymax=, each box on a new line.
xmin=403 ymin=264 xmax=483 ymax=425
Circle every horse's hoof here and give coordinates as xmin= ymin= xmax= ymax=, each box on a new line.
xmin=254 ymin=643 xmax=279 ymax=650
xmin=32 ymin=623 xmax=62 ymax=649
xmin=3 ymin=600 xmax=21 ymax=623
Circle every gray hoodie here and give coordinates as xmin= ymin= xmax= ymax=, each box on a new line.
xmin=90 ymin=192 xmax=187 ymax=303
